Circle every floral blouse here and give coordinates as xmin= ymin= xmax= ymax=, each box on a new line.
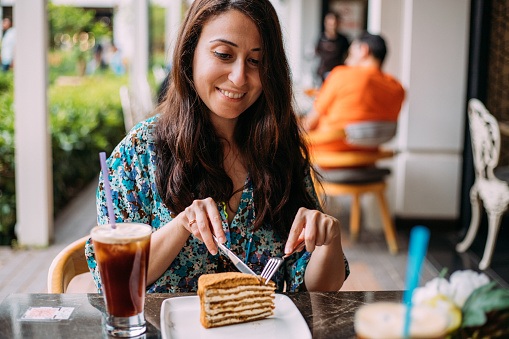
xmin=85 ymin=116 xmax=350 ymax=293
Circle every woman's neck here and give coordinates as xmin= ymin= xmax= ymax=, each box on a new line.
xmin=222 ymin=143 xmax=248 ymax=226
xmin=210 ymin=114 xmax=238 ymax=144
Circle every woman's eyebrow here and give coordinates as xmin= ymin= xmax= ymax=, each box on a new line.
xmin=209 ymin=38 xmax=261 ymax=51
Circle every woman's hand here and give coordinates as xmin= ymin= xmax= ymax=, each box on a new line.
xmin=179 ymin=197 xmax=226 ymax=255
xmin=285 ymin=207 xmax=341 ymax=255
xmin=147 ymin=197 xmax=226 ymax=285
xmin=287 ymin=207 xmax=346 ymax=291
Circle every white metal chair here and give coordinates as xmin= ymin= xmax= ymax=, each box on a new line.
xmin=456 ymin=98 xmax=509 ymax=270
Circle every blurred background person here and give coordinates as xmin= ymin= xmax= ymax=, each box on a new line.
xmin=315 ymin=12 xmax=350 ymax=84
xmin=86 ymin=43 xmax=107 ymax=75
xmin=303 ymin=32 xmax=405 ymax=155
xmin=109 ymin=44 xmax=126 ymax=76
xmin=1 ymin=18 xmax=15 ymax=71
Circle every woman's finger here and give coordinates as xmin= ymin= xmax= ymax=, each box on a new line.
xmin=314 ymin=219 xmax=327 ymax=247
xmin=184 ymin=198 xmax=222 ymax=255
xmin=194 ymin=198 xmax=221 ymax=255
xmin=296 ymin=210 xmax=339 ymax=252
xmin=286 ymin=207 xmax=308 ymax=254
xmin=188 ymin=219 xmax=203 ymax=241
xmin=203 ymin=198 xmax=225 ymax=242
xmin=303 ymin=210 xmax=320 ymax=253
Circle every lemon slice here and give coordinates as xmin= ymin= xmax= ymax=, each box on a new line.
xmin=422 ymin=294 xmax=462 ymax=333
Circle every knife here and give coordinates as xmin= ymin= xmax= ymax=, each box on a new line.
xmin=212 ymin=235 xmax=261 ymax=280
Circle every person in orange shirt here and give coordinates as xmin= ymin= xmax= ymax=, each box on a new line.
xmin=302 ymin=32 xmax=405 ymax=154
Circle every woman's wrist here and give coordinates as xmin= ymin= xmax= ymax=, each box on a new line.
xmin=175 ymin=212 xmax=193 ymax=236
xmin=147 ymin=215 xmax=192 ymax=284
xmin=305 ymin=230 xmax=345 ymax=291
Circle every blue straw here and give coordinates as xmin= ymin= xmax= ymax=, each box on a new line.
xmin=99 ymin=152 xmax=116 ymax=228
xmin=402 ymin=225 xmax=430 ymax=338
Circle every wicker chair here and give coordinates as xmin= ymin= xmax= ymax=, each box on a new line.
xmin=47 ymin=236 xmax=92 ymax=293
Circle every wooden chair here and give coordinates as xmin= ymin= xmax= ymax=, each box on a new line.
xmin=119 ymin=79 xmax=155 ymax=132
xmin=456 ymin=99 xmax=509 ymax=270
xmin=47 ymin=235 xmax=91 ymax=293
xmin=306 ymin=121 xmax=399 ymax=254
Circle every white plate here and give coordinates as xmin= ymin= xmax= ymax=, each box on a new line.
xmin=160 ymin=294 xmax=311 ymax=339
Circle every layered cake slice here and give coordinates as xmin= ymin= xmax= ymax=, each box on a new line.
xmin=197 ymin=272 xmax=276 ymax=328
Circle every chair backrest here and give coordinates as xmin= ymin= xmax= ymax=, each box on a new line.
xmin=312 ymin=150 xmax=394 ymax=168
xmin=305 ymin=121 xmax=397 ymax=147
xmin=344 ymin=121 xmax=397 ymax=147
xmin=468 ymin=98 xmax=501 ymax=182
xmin=119 ymin=85 xmax=133 ymax=132
xmin=304 ymin=121 xmax=397 ymax=168
xmin=119 ymin=80 xmax=155 ymax=132
xmin=47 ymin=235 xmax=90 ymax=293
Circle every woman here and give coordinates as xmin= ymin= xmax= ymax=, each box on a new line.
xmin=86 ymin=0 xmax=349 ymax=293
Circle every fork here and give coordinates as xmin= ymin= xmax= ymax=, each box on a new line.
xmin=260 ymin=240 xmax=306 ymax=284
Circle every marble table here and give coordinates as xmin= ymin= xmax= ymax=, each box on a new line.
xmin=0 ymin=291 xmax=402 ymax=338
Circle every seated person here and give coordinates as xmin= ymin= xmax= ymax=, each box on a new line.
xmin=302 ymin=32 xmax=405 ymax=156
xmin=85 ymin=0 xmax=349 ymax=295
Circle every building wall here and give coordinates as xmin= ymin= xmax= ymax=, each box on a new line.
xmin=381 ymin=0 xmax=470 ymax=219
xmin=488 ymin=1 xmax=509 ymax=167
xmin=271 ymin=0 xmax=321 ymax=88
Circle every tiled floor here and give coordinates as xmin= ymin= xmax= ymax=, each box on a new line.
xmin=326 ymin=196 xmax=509 ymax=291
xmin=340 ymin=229 xmax=439 ymax=291
xmin=394 ymin=215 xmax=509 ymax=289
xmin=324 ymin=197 xmax=439 ymax=292
xmin=0 ymin=181 xmax=97 ymax=302
xmin=425 ymin=223 xmax=509 ymax=289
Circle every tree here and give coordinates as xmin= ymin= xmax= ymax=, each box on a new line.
xmin=48 ymin=3 xmax=111 ymax=75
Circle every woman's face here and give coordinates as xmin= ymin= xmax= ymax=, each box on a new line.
xmin=192 ymin=10 xmax=263 ymax=126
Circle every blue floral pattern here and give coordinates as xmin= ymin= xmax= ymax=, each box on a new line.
xmin=85 ymin=116 xmax=349 ymax=293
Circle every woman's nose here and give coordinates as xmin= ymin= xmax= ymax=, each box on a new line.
xmin=228 ymin=60 xmax=247 ymax=87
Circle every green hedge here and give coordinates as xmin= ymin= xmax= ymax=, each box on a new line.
xmin=0 ymin=73 xmax=127 ymax=245
xmin=0 ymin=73 xmax=15 ymax=245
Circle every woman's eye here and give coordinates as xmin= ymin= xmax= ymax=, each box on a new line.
xmin=214 ymin=51 xmax=231 ymax=60
xmin=248 ymin=58 xmax=260 ymax=66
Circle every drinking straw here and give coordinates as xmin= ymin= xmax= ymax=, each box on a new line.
xmin=99 ymin=152 xmax=116 ymax=228
xmin=402 ymin=225 xmax=430 ymax=338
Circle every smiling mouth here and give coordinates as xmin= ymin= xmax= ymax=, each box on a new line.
xmin=219 ymin=88 xmax=245 ymax=99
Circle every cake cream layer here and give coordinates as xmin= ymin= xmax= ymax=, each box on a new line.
xmin=206 ymin=297 xmax=274 ymax=310
xmin=207 ymin=310 xmax=274 ymax=327
xmin=205 ymin=306 xmax=272 ymax=320
xmin=205 ymin=285 xmax=274 ymax=302
xmin=205 ymin=300 xmax=274 ymax=315
xmin=205 ymin=285 xmax=275 ymax=295
xmin=198 ymin=272 xmax=275 ymax=293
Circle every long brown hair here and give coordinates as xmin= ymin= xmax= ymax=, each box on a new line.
xmin=154 ymin=0 xmax=316 ymax=239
